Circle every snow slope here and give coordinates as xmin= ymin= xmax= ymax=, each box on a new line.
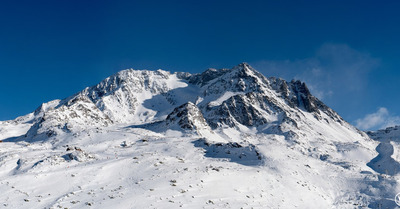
xmin=0 ymin=63 xmax=397 ymax=208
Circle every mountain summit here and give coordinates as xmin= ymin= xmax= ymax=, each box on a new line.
xmin=0 ymin=63 xmax=392 ymax=208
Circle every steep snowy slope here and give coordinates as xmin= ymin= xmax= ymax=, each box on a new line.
xmin=0 ymin=63 xmax=396 ymax=208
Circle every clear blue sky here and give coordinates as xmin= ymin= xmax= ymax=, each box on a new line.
xmin=1 ymin=0 xmax=400 ymax=130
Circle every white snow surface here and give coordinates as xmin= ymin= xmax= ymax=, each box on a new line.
xmin=0 ymin=63 xmax=398 ymax=208
xmin=207 ymin=92 xmax=245 ymax=107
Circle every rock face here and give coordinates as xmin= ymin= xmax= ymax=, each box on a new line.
xmin=165 ymin=102 xmax=210 ymax=131
xmin=180 ymin=63 xmax=344 ymax=132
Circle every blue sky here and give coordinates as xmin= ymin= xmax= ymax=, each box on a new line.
xmin=1 ymin=0 xmax=400 ymax=130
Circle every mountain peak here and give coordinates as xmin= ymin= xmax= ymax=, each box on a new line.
xmin=232 ymin=62 xmax=252 ymax=71
xmin=230 ymin=62 xmax=262 ymax=78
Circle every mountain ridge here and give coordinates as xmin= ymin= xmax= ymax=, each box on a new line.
xmin=19 ymin=63 xmax=358 ymax=143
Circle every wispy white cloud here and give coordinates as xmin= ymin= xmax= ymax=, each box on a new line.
xmin=355 ymin=107 xmax=400 ymax=130
xmin=251 ymin=43 xmax=380 ymax=100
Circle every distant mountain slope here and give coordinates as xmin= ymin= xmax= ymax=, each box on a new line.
xmin=367 ymin=126 xmax=400 ymax=142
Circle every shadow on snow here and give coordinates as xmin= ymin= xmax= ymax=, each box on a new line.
xmin=367 ymin=142 xmax=400 ymax=176
xmin=193 ymin=138 xmax=263 ymax=166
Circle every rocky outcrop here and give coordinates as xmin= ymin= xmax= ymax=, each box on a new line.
xmin=166 ymin=102 xmax=210 ymax=131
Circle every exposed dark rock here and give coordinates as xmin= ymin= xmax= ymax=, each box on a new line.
xmin=166 ymin=102 xmax=210 ymax=130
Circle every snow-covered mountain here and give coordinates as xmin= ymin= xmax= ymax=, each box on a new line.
xmin=0 ymin=63 xmax=398 ymax=208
